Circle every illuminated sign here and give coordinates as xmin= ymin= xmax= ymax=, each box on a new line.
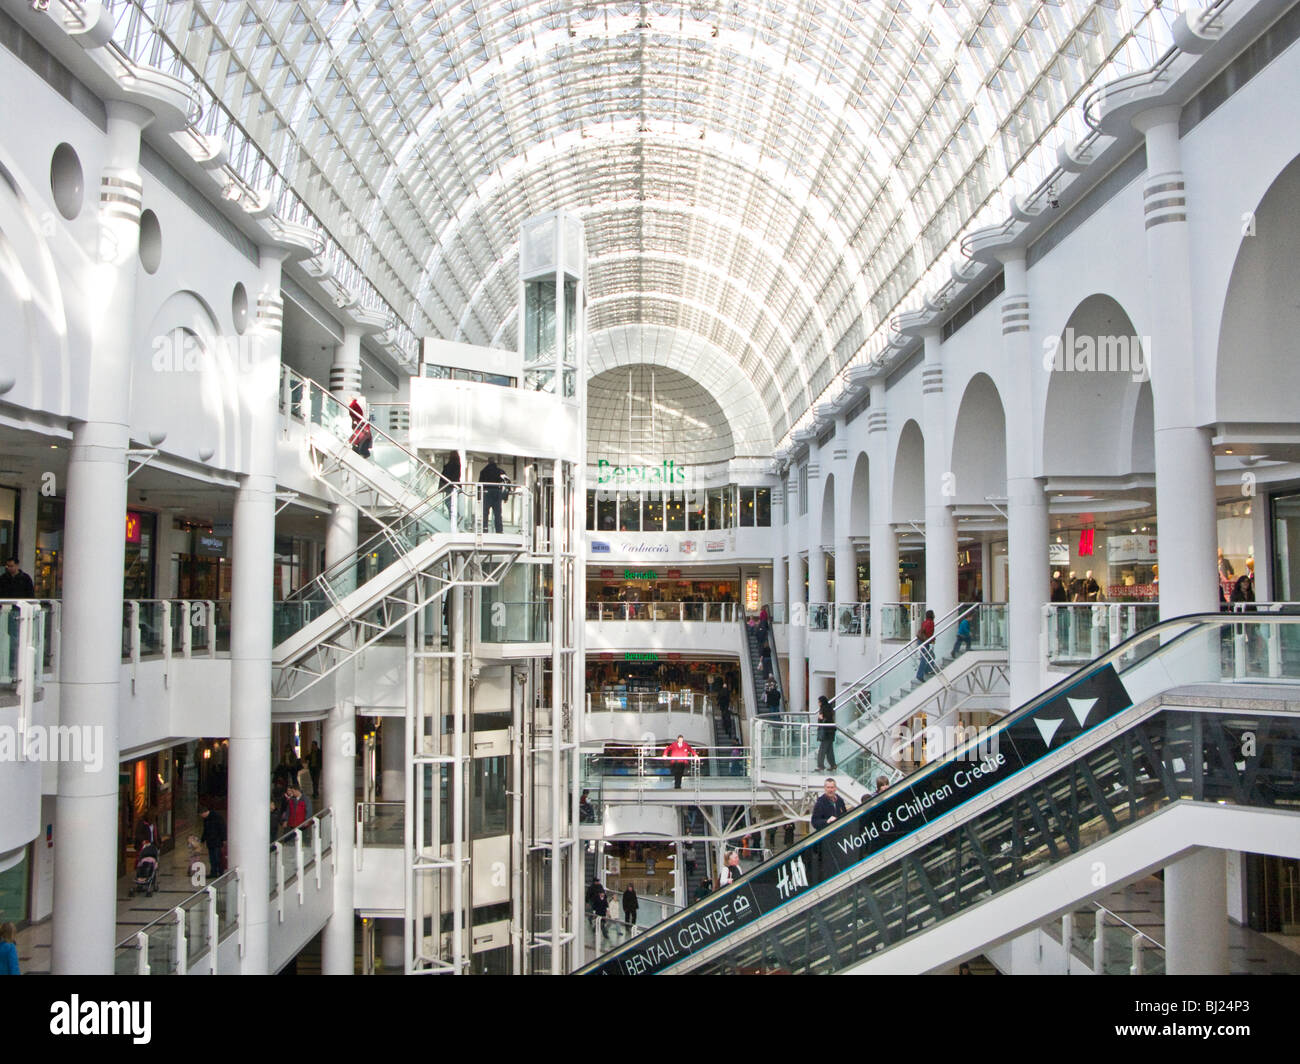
xmin=125 ymin=512 xmax=142 ymax=545
xmin=745 ymin=578 xmax=760 ymax=612
xmin=595 ymin=459 xmax=687 ymax=485
xmin=623 ymin=569 xmax=656 ymax=580
xmin=624 ymin=652 xmax=659 ymax=662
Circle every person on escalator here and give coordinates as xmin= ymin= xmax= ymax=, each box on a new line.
xmin=815 ymin=695 xmax=837 ymax=772
xmin=717 ymin=850 xmax=742 ymax=888
xmin=718 ymin=681 xmax=733 ymax=739
xmin=348 ymin=396 xmax=372 ymax=458
xmin=915 ymin=609 xmax=937 ymax=682
xmin=764 ymin=677 xmax=781 ymax=716
xmin=811 ymin=777 xmax=847 ymax=831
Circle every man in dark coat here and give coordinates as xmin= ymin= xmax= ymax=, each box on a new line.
xmin=477 ymin=457 xmax=511 ymax=533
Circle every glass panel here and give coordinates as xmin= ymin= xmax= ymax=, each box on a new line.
xmin=596 ymin=492 xmax=617 ymax=531
xmin=643 ymin=495 xmax=663 ymax=531
xmin=739 ymin=488 xmax=755 ymax=527
xmin=756 ymin=488 xmax=771 ymax=527
xmin=618 ymin=495 xmax=640 ymax=533
xmin=665 ymin=491 xmax=686 ymax=531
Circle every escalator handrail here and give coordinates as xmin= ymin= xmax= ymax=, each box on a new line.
xmin=578 ymin=611 xmax=1292 ymax=973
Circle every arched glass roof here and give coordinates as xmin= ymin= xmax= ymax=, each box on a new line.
xmin=155 ymin=0 xmax=1181 ymax=440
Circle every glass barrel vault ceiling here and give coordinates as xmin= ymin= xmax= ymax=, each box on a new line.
xmin=155 ymin=0 xmax=1182 ymax=442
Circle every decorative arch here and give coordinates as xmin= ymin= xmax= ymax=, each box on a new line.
xmin=1042 ymin=294 xmax=1150 ymax=477
xmin=849 ymin=451 xmax=870 ymax=537
xmin=950 ymin=372 xmax=1007 ymax=505
xmin=892 ymin=419 xmax=925 ymax=525
xmin=1216 ymin=152 xmax=1300 ymax=423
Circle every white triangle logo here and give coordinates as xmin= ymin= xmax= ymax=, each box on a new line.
xmin=1066 ymin=697 xmax=1097 ymax=727
xmin=1035 ymin=717 xmax=1063 ymax=747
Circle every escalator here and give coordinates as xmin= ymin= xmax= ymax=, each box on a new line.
xmin=272 ymin=370 xmax=529 ymax=700
xmin=577 ymin=613 xmax=1300 ymax=974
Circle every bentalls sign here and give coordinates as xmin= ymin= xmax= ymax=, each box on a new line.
xmin=595 ymin=459 xmax=687 ymax=485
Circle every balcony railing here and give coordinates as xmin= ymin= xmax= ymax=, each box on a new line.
xmin=585 ymin=601 xmax=741 ymax=623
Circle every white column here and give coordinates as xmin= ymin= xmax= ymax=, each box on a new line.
xmin=921 ymin=329 xmax=958 ymax=621
xmin=228 ymin=252 xmax=284 ymax=974
xmin=1135 ymin=108 xmax=1218 ymax=619
xmin=807 ymin=541 xmax=827 ymax=613
xmin=788 ymin=553 xmax=807 ymax=715
xmin=1000 ymin=251 xmax=1051 ymax=706
xmin=1165 ymin=848 xmax=1228 ymax=974
xmin=867 ymin=379 xmax=898 ymax=651
xmin=321 ymin=502 xmax=358 ymax=976
xmin=832 ymin=415 xmax=856 ymax=609
xmin=51 ymin=101 xmax=152 ymax=974
xmin=330 ymin=329 xmax=363 ymax=398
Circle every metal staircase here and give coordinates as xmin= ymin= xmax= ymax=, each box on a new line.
xmin=272 ymin=370 xmax=528 ymax=701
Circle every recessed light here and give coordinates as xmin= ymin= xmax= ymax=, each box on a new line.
xmin=1225 ymin=449 xmax=1233 ymax=455
xmin=50 ymin=444 xmax=58 ymax=450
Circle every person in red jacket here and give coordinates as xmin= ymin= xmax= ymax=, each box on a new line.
xmin=662 ymin=735 xmax=699 ymax=789
xmin=915 ymin=609 xmax=937 ymax=682
xmin=348 ymin=396 xmax=372 ymax=458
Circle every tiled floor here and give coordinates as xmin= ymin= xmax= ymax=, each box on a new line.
xmin=1095 ymin=876 xmax=1300 ymax=975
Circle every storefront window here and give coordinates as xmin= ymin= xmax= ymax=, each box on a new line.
xmin=756 ymin=488 xmax=771 ymax=527
xmin=1272 ymin=493 xmax=1300 ymax=600
xmin=596 ymin=492 xmax=616 ymax=531
xmin=123 ymin=511 xmax=156 ymax=599
xmin=35 ymin=496 xmax=63 ymax=598
xmin=0 ymin=486 xmax=16 ymax=566
xmin=707 ymin=489 xmax=724 ymax=530
xmin=688 ymin=491 xmax=706 ymax=531
xmin=665 ymin=491 xmax=686 ymax=531
xmin=643 ymin=495 xmax=664 ymax=531
xmin=1216 ymin=500 xmax=1255 ymax=599
xmin=739 ymin=488 xmax=755 ymax=527
xmin=618 ymin=495 xmax=640 ymax=532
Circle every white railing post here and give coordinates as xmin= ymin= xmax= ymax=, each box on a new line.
xmin=175 ymin=909 xmax=187 ymax=976
xmin=274 ymin=842 xmax=285 ymax=923
xmin=1041 ymin=603 xmax=1052 ymax=665
xmin=295 ymin=829 xmax=305 ymax=904
xmin=1061 ymin=912 xmax=1074 ymax=973
xmin=313 ymin=817 xmax=323 ymax=888
xmin=1109 ymin=604 xmax=1121 ymax=650
xmin=1233 ymin=626 xmax=1247 ymax=679
xmin=136 ymin=931 xmax=150 ymax=975
xmin=1130 ymin=933 xmax=1144 ymax=975
xmin=237 ymin=870 xmax=246 ymax=958
xmin=160 ymin=601 xmax=171 ymax=687
xmin=205 ymin=600 xmax=216 ymax=657
xmin=207 ymin=886 xmax=218 ymax=974
xmin=355 ymin=804 xmax=364 ymax=873
xmin=49 ymin=601 xmax=61 ymax=676
xmin=1094 ymin=909 xmax=1106 ymax=974
xmin=180 ymin=600 xmax=193 ymax=659
xmin=1268 ymin=620 xmax=1282 ymax=679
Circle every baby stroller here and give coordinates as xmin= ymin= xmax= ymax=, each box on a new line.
xmin=130 ymin=842 xmax=159 ymax=898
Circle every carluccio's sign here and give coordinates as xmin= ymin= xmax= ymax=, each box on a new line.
xmin=595 ymin=459 xmax=687 ymax=485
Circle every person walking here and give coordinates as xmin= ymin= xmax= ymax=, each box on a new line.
xmin=622 ymin=885 xmax=638 ymax=930
xmin=815 ymin=695 xmax=837 ymax=771
xmin=758 ymin=639 xmax=772 ymax=677
xmin=307 ymin=740 xmax=322 ymax=800
xmin=133 ymin=808 xmax=158 ymax=854
xmin=718 ymin=681 xmax=733 ymax=739
xmin=348 ymin=396 xmax=372 ymax=458
xmin=662 ymin=734 xmax=699 ymax=789
xmin=477 ymin=457 xmax=511 ymax=534
xmin=441 ymin=450 xmax=461 ymax=521
xmin=811 ymin=777 xmax=847 ymax=831
xmin=590 ymin=883 xmax=611 ymax=943
xmin=0 ymin=558 xmax=34 ymax=598
xmin=952 ymin=613 xmax=972 ymax=657
xmin=199 ymin=806 xmax=226 ymax=877
xmin=915 ymin=609 xmax=937 ymax=682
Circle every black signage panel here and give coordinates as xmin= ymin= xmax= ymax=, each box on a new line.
xmin=582 ymin=663 xmax=1133 ymax=975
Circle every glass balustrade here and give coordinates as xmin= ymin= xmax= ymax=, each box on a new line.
xmin=481 ymin=599 xmax=551 ymax=643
